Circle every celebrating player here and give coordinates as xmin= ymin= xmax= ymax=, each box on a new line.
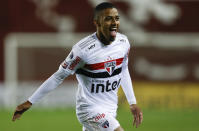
xmin=12 ymin=2 xmax=143 ymax=131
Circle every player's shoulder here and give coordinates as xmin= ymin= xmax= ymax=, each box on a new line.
xmin=116 ymin=32 xmax=130 ymax=48
xmin=71 ymin=33 xmax=97 ymax=56
xmin=117 ymin=32 xmax=128 ymax=39
xmin=74 ymin=33 xmax=97 ymax=50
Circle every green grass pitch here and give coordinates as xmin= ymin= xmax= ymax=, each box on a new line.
xmin=1 ymin=108 xmax=199 ymax=131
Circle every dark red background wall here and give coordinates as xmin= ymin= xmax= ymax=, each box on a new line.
xmin=0 ymin=0 xmax=199 ymax=82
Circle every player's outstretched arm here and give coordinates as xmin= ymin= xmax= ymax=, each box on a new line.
xmin=12 ymin=101 xmax=32 ymax=121
xmin=130 ymin=104 xmax=143 ymax=128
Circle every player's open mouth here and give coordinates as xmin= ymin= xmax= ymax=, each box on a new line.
xmin=110 ymin=27 xmax=117 ymax=37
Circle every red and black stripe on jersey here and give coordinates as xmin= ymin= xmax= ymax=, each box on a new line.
xmin=76 ymin=58 xmax=124 ymax=78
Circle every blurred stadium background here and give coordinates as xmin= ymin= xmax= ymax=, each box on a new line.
xmin=0 ymin=0 xmax=199 ymax=131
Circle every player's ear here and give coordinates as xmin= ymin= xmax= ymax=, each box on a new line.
xmin=94 ymin=19 xmax=101 ymax=27
xmin=93 ymin=20 xmax=97 ymax=27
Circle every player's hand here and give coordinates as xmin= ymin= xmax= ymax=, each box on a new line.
xmin=130 ymin=104 xmax=143 ymax=128
xmin=12 ymin=101 xmax=32 ymax=122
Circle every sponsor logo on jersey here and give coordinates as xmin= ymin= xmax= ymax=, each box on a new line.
xmin=69 ymin=56 xmax=81 ymax=70
xmin=104 ymin=61 xmax=116 ymax=75
xmin=69 ymin=51 xmax=74 ymax=59
xmin=94 ymin=113 xmax=105 ymax=122
xmin=102 ymin=120 xmax=109 ymax=128
xmin=91 ymin=78 xmax=121 ymax=93
xmin=88 ymin=44 xmax=95 ymax=50
xmin=61 ymin=61 xmax=69 ymax=69
xmin=119 ymin=39 xmax=126 ymax=43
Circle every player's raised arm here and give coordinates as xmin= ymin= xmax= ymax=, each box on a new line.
xmin=12 ymin=45 xmax=84 ymax=121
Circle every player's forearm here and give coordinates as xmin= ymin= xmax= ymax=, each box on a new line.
xmin=121 ymin=67 xmax=136 ymax=105
xmin=28 ymin=66 xmax=70 ymax=104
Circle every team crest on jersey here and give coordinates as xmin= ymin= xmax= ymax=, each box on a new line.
xmin=104 ymin=61 xmax=116 ymax=75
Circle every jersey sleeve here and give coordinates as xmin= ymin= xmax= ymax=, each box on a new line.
xmin=121 ymin=39 xmax=137 ymax=105
xmin=28 ymin=45 xmax=85 ymax=104
xmin=61 ymin=45 xmax=85 ymax=74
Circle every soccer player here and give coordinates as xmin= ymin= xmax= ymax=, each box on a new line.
xmin=12 ymin=2 xmax=143 ymax=131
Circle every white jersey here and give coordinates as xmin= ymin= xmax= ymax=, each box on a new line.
xmin=60 ymin=32 xmax=136 ymax=115
xmin=28 ymin=32 xmax=136 ymax=121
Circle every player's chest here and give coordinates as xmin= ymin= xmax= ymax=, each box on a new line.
xmin=85 ymin=44 xmax=126 ymax=65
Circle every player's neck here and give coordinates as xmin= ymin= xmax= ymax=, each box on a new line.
xmin=96 ymin=32 xmax=112 ymax=45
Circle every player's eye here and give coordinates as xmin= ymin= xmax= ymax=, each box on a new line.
xmin=115 ymin=16 xmax=120 ymax=21
xmin=104 ymin=16 xmax=112 ymax=21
